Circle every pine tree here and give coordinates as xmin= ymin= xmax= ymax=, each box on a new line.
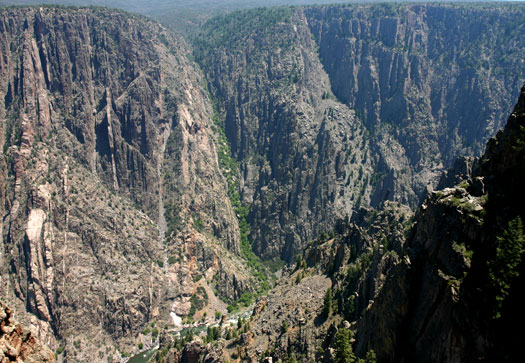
xmin=334 ymin=328 xmax=356 ymax=363
xmin=365 ymin=350 xmax=377 ymax=363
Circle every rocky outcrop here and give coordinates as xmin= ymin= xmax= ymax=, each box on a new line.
xmin=195 ymin=3 xmax=525 ymax=262
xmin=355 ymin=85 xmax=525 ymax=362
xmin=0 ymin=300 xmax=55 ymax=363
xmin=245 ymin=273 xmax=332 ymax=362
xmin=187 ymin=202 xmax=411 ymax=363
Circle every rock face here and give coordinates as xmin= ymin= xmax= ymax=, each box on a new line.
xmin=0 ymin=300 xmax=55 ymax=363
xmin=245 ymin=273 xmax=333 ymax=362
xmin=161 ymin=202 xmax=412 ymax=363
xmin=202 ymin=86 xmax=525 ymax=363
xmin=0 ymin=6 xmax=251 ymax=361
xmin=195 ymin=8 xmax=374 ymax=261
xmin=355 ymin=85 xmax=525 ymax=362
xmin=195 ymin=3 xmax=525 ymax=262
xmin=1 ymin=3 xmax=524 ymax=362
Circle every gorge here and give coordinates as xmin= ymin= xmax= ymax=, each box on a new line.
xmin=0 ymin=2 xmax=524 ymax=362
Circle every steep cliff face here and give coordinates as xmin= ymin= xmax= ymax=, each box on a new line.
xmin=174 ymin=86 xmax=525 ymax=363
xmin=195 ymin=3 xmax=525 ymax=262
xmin=195 ymin=8 xmax=374 ymax=261
xmin=0 ymin=6 xmax=250 ymax=361
xmin=151 ymin=201 xmax=412 ymax=362
xmin=356 ymin=85 xmax=525 ymax=362
xmin=306 ymin=3 xmax=525 ymax=208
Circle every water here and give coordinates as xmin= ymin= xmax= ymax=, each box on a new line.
xmin=127 ymin=346 xmax=158 ymax=363
xmin=127 ymin=306 xmax=254 ymax=362
xmin=225 ymin=306 xmax=254 ymax=326
xmin=176 ymin=324 xmax=208 ymax=337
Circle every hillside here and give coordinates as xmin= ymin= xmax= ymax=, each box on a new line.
xmin=0 ymin=6 xmax=256 ymax=361
xmin=195 ymin=3 xmax=525 ymax=262
xmin=158 ymin=83 xmax=525 ymax=363
xmin=0 ymin=3 xmax=524 ymax=362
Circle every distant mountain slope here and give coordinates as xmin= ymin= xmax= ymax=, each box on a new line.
xmin=195 ymin=3 xmax=525 ymax=262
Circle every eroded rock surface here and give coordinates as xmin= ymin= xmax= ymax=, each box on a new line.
xmin=195 ymin=4 xmax=524 ymax=262
xmin=0 ymin=301 xmax=55 ymax=363
xmin=0 ymin=6 xmax=251 ymax=361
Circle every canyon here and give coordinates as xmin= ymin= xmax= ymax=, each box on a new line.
xmin=0 ymin=2 xmax=523 ymax=362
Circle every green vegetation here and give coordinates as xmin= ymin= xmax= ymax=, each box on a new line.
xmin=264 ymin=257 xmax=286 ymax=273
xmin=338 ymin=249 xmax=376 ymax=321
xmin=281 ymin=320 xmax=289 ymax=333
xmin=452 ymin=241 xmax=473 ymax=264
xmin=194 ymin=7 xmax=294 ymax=52
xmin=152 ymin=327 xmax=159 ymax=340
xmin=334 ymin=327 xmax=377 ymax=362
xmin=334 ymin=328 xmax=356 ymax=363
xmin=295 ymin=271 xmax=304 ymax=284
xmin=295 ymin=254 xmax=306 ymax=270
xmin=226 ymin=291 xmax=256 ymax=313
xmin=206 ymin=326 xmax=221 ymax=343
xmin=364 ymin=350 xmax=377 ymax=363
xmin=193 ymin=216 xmax=204 ymax=232
xmin=172 ymin=329 xmax=196 ymax=351
xmin=204 ymin=92 xmax=271 ymax=297
xmin=488 ymin=216 xmax=525 ymax=319
xmin=459 ymin=180 xmax=470 ymax=189
xmin=164 ymin=202 xmax=182 ymax=238
xmin=189 ymin=287 xmax=209 ymax=317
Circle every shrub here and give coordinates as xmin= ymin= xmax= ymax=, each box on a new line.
xmin=152 ymin=327 xmax=159 ymax=340
xmin=281 ymin=320 xmax=289 ymax=333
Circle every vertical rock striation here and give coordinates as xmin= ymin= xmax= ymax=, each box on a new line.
xmin=306 ymin=4 xmax=525 ymax=209
xmin=0 ymin=6 xmax=248 ymax=361
xmin=195 ymin=3 xmax=525 ymax=262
